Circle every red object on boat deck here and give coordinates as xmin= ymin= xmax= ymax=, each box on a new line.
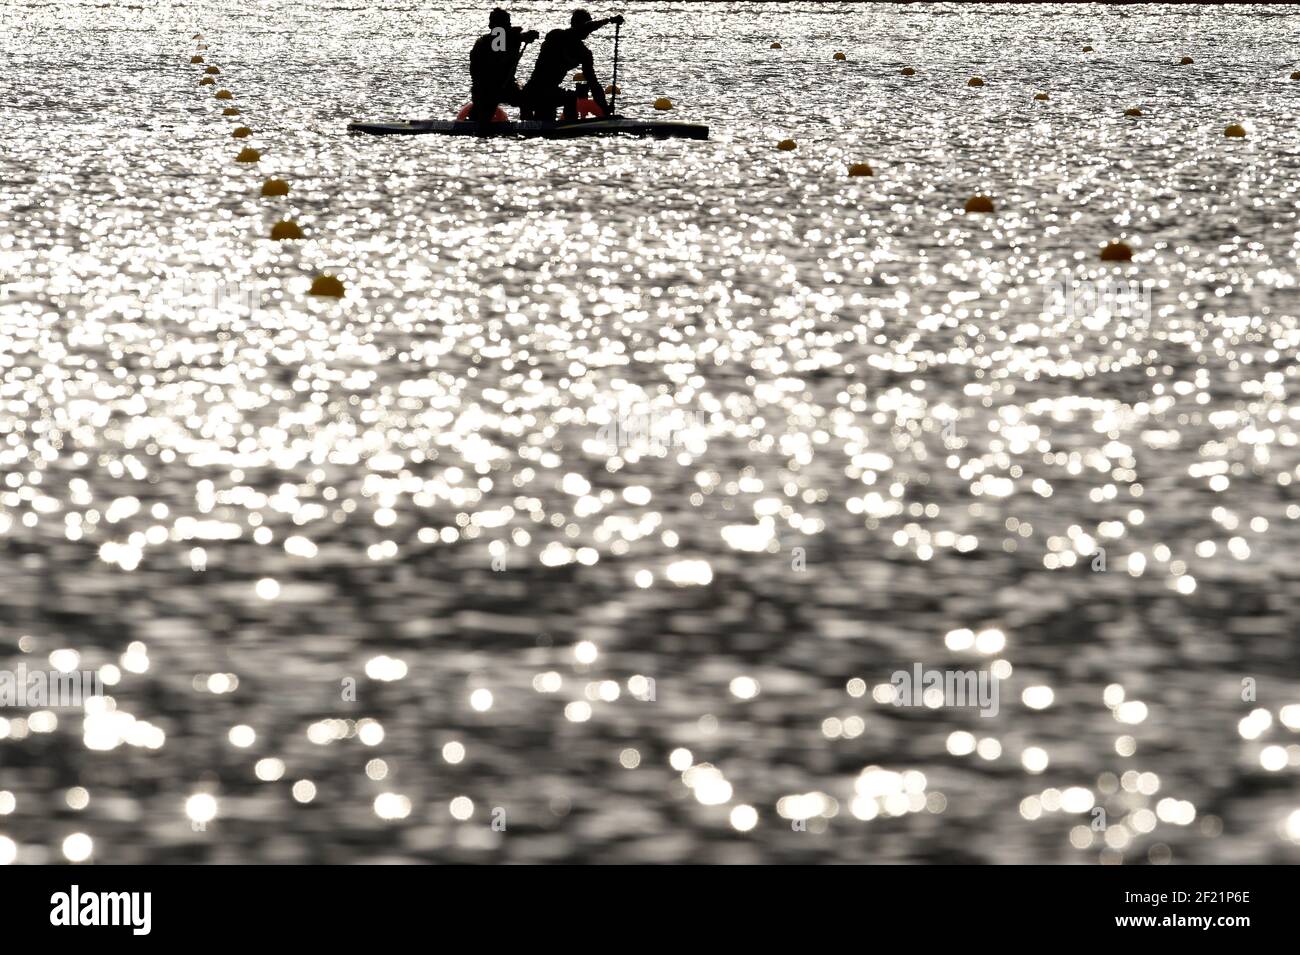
xmin=576 ymin=98 xmax=605 ymax=118
xmin=456 ymin=103 xmax=509 ymax=122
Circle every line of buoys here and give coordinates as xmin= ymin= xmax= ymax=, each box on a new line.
xmin=847 ymin=162 xmax=873 ymax=177
xmin=185 ymin=35 xmax=328 ymax=304
xmin=270 ymin=220 xmax=304 ymax=240
xmin=834 ymin=52 xmax=846 ymax=61
xmin=1224 ymin=123 xmax=1246 ymax=138
xmin=1099 ymin=241 xmax=1133 ymax=262
xmin=964 ymin=195 xmax=995 ymax=213
xmin=777 ymin=138 xmax=797 ymax=151
xmin=309 ymin=274 xmax=346 ymax=297
xmin=1124 ymin=107 xmax=1143 ymax=117
xmin=653 ymin=97 xmax=673 ymax=110
xmin=1034 ymin=92 xmax=1049 ymax=101
xmin=1179 ymin=56 xmax=1194 ymax=65
xmin=198 ymin=36 xmax=329 ymax=301
xmin=967 ymin=76 xmax=985 ymax=87
xmin=900 ymin=67 xmax=916 ymax=76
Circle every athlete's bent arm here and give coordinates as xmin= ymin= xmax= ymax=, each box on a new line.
xmin=575 ymin=14 xmax=624 ymax=41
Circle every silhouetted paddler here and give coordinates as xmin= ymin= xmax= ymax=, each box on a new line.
xmin=469 ymin=8 xmax=539 ymax=122
xmin=521 ymin=9 xmax=623 ymax=122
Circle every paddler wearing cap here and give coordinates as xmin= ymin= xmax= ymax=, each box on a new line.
xmin=520 ymin=9 xmax=624 ymax=122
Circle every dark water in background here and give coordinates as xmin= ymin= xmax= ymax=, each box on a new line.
xmin=1 ymin=1 xmax=1299 ymax=863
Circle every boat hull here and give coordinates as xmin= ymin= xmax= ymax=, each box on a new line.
xmin=346 ymin=117 xmax=709 ymax=140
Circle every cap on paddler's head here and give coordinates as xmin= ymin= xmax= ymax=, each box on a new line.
xmin=571 ymin=9 xmax=592 ymax=27
xmin=489 ymin=7 xmax=510 ymax=29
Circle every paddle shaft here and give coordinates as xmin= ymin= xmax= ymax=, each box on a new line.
xmin=610 ymin=21 xmax=620 ymax=116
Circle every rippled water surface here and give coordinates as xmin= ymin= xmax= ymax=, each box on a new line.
xmin=2 ymin=2 xmax=1300 ymax=863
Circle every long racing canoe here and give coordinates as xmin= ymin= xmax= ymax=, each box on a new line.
xmin=346 ymin=117 xmax=709 ymax=140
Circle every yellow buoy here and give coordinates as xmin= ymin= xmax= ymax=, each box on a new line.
xmin=1291 ymin=70 xmax=1300 ymax=80
xmin=192 ymin=33 xmax=203 ymax=39
xmin=964 ymin=195 xmax=995 ymax=213
xmin=199 ymin=77 xmax=214 ymax=86
xmin=270 ymin=220 xmax=304 ymax=241
xmin=261 ymin=178 xmax=290 ymax=197
xmin=1099 ymin=241 xmax=1133 ymax=262
xmin=967 ymin=76 xmax=985 ymax=87
xmin=777 ymin=139 xmax=797 ymax=151
xmin=1083 ymin=45 xmax=1094 ymax=52
xmin=222 ymin=107 xmax=241 ymax=116
xmin=197 ymin=44 xmax=208 ymax=51
xmin=215 ymin=89 xmax=233 ymax=100
xmin=833 ymin=52 xmax=846 ymax=61
xmin=1179 ymin=56 xmax=1194 ymax=65
xmin=573 ymin=72 xmax=586 ymax=81
xmin=235 ymin=147 xmax=261 ymax=163
xmin=205 ymin=66 xmax=220 ymax=75
xmin=1224 ymin=123 xmax=1246 ymax=138
xmin=1034 ymin=92 xmax=1049 ymax=101
xmin=309 ymin=274 xmax=346 ymax=298
xmin=1124 ymin=107 xmax=1143 ymax=117
xmin=653 ymin=97 xmax=673 ymax=110
xmin=900 ymin=67 xmax=916 ymax=76
xmin=191 ymin=55 xmax=204 ymax=64
xmin=847 ymin=162 xmax=873 ymax=177
xmin=232 ymin=126 xmax=253 ymax=138
xmin=605 ymin=84 xmax=620 ymax=94
xmin=770 ymin=42 xmax=782 ymax=49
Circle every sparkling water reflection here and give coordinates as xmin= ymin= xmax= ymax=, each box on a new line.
xmin=1 ymin=2 xmax=1299 ymax=863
